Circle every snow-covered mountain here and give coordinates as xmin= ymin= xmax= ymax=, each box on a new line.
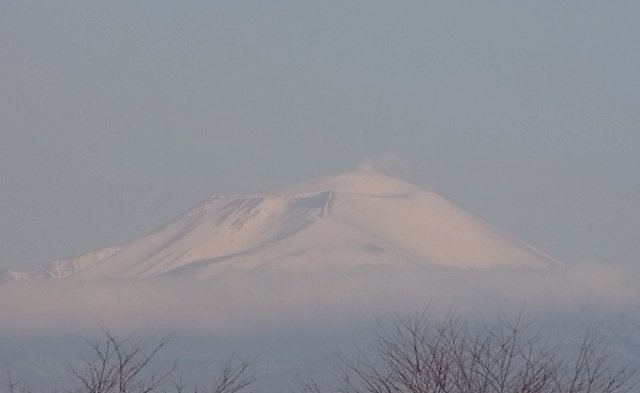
xmin=1 ymin=247 xmax=122 ymax=281
xmin=5 ymin=170 xmax=560 ymax=280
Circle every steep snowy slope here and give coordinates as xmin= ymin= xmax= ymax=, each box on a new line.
xmin=48 ymin=170 xmax=559 ymax=279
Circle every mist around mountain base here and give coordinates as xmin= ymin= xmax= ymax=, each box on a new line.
xmin=1 ymin=262 xmax=640 ymax=392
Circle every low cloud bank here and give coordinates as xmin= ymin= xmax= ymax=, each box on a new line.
xmin=1 ymin=262 xmax=639 ymax=393
xmin=0 ymin=262 xmax=638 ymax=335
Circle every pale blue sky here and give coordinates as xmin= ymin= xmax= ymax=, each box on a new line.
xmin=1 ymin=1 xmax=639 ymax=269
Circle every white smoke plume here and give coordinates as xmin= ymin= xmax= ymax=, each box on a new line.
xmin=356 ymin=154 xmax=413 ymax=179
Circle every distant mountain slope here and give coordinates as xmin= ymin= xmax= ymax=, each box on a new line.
xmin=1 ymin=247 xmax=122 ymax=281
xmin=6 ymin=171 xmax=560 ymax=280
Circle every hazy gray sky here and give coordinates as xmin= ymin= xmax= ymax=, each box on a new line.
xmin=1 ymin=1 xmax=639 ymax=269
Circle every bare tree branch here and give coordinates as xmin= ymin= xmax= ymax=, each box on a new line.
xmin=68 ymin=331 xmax=252 ymax=393
xmin=335 ymin=311 xmax=636 ymax=393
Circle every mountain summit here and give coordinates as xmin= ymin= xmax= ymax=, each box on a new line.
xmin=8 ymin=171 xmax=560 ymax=280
